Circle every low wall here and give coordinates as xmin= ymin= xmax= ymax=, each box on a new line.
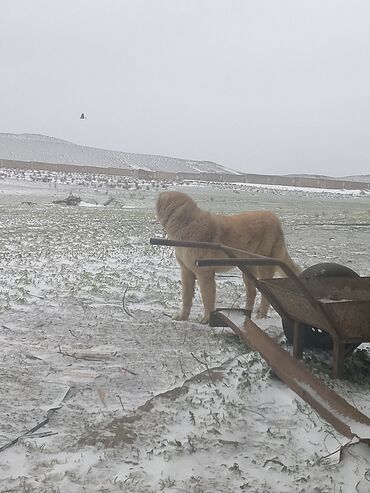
xmin=0 ymin=158 xmax=369 ymax=191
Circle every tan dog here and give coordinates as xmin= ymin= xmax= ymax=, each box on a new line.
xmin=156 ymin=191 xmax=300 ymax=323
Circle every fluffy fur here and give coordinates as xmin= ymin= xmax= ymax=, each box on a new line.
xmin=156 ymin=191 xmax=300 ymax=323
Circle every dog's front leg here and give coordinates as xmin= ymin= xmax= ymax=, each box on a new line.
xmin=243 ymin=272 xmax=257 ymax=313
xmin=255 ymin=266 xmax=275 ymax=318
xmin=173 ymin=264 xmax=196 ymax=321
xmin=196 ymin=271 xmax=216 ymax=324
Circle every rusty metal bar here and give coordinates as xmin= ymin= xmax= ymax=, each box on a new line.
xmin=150 ymin=238 xmax=280 ymax=262
xmin=150 ymin=238 xmax=224 ymax=250
xmin=213 ymin=309 xmax=370 ymax=442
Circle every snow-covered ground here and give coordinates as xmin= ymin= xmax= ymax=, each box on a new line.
xmin=0 ymin=173 xmax=369 ymax=492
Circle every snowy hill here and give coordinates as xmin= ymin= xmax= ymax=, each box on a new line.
xmin=0 ymin=133 xmax=238 ymax=174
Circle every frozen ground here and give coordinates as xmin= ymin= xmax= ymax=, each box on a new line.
xmin=0 ymin=173 xmax=369 ymax=492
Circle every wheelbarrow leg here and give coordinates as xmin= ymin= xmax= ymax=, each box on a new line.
xmin=332 ymin=341 xmax=345 ymax=378
xmin=292 ymin=321 xmax=304 ymax=359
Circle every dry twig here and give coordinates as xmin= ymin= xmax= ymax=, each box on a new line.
xmin=190 ymin=352 xmax=215 ymax=384
xmin=122 ymin=286 xmax=135 ymax=318
xmin=120 ymin=367 xmax=138 ymax=376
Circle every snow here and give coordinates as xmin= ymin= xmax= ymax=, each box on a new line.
xmin=79 ymin=201 xmax=104 ymax=208
xmin=297 ymin=382 xmax=370 ymax=439
xmin=318 ymin=298 xmax=353 ymax=303
xmin=0 ymin=173 xmax=369 ymax=491
xmin=190 ymin=179 xmax=370 ymax=197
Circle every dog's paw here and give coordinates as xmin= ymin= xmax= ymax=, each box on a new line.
xmin=173 ymin=312 xmax=189 ymax=321
xmin=200 ymin=315 xmax=210 ymax=324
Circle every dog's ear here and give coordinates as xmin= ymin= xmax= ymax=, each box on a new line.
xmin=156 ymin=191 xmax=167 ymax=211
xmin=155 ymin=192 xmax=170 ymax=223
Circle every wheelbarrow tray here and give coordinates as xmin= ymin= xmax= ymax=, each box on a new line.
xmin=260 ymin=276 xmax=370 ymax=342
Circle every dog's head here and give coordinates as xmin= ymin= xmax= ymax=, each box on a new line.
xmin=156 ymin=191 xmax=197 ymax=230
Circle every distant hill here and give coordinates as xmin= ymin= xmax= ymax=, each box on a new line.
xmin=0 ymin=133 xmax=238 ymax=175
xmin=1 ymin=134 xmax=368 ymax=183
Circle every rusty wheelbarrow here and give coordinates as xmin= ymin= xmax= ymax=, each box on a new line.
xmin=150 ymin=237 xmax=370 ymax=378
xmin=150 ymin=237 xmax=370 ymax=443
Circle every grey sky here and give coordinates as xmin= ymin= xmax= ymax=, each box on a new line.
xmin=1 ymin=0 xmax=370 ymax=176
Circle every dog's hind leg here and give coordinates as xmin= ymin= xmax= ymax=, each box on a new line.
xmin=173 ymin=264 xmax=196 ymax=321
xmin=272 ymin=235 xmax=301 ymax=276
xmin=196 ymin=271 xmax=216 ymax=324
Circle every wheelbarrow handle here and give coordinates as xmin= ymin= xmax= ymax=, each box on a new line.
xmin=150 ymin=238 xmax=223 ymax=249
xmin=150 ymin=238 xmax=271 ymax=259
xmin=151 ymin=237 xmax=297 ymax=292
xmin=150 ymin=237 xmax=334 ymax=331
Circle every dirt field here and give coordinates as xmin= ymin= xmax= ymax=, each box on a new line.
xmin=0 ymin=174 xmax=369 ymax=492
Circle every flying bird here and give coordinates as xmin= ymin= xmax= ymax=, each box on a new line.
xmin=80 ymin=113 xmax=87 ymax=119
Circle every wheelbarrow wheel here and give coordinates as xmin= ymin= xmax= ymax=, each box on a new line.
xmin=282 ymin=262 xmax=360 ymax=349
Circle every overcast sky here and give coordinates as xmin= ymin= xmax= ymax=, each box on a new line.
xmin=1 ymin=0 xmax=370 ymax=176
